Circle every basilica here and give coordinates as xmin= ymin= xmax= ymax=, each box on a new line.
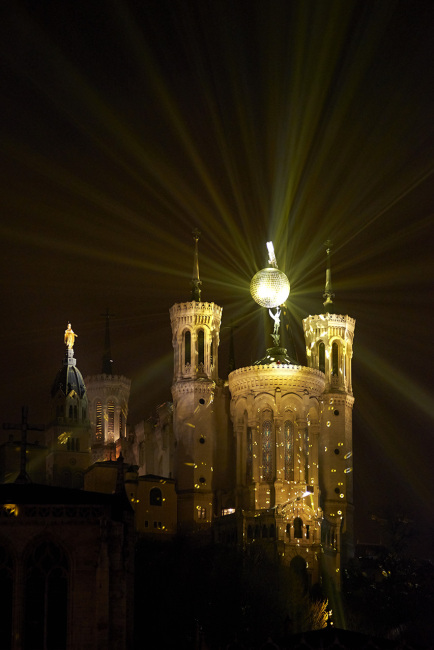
xmin=0 ymin=235 xmax=355 ymax=647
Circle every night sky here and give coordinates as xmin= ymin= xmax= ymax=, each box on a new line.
xmin=1 ymin=0 xmax=433 ymax=553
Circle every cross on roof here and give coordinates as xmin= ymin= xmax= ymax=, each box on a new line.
xmin=3 ymin=406 xmax=45 ymax=484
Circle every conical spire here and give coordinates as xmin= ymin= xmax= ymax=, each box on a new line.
xmin=102 ymin=308 xmax=114 ymax=375
xmin=191 ymin=228 xmax=202 ymax=301
xmin=323 ymin=240 xmax=335 ymax=311
xmin=227 ymin=324 xmax=237 ymax=375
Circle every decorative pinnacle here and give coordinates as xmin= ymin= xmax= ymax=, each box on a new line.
xmin=191 ymin=228 xmax=202 ymax=302
xmin=101 ymin=308 xmax=114 ymax=375
xmin=323 ymin=240 xmax=335 ymax=311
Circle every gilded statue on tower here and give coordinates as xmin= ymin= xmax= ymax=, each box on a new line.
xmin=64 ymin=323 xmax=77 ymax=349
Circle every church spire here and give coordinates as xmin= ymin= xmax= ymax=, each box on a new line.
xmin=102 ymin=309 xmax=114 ymax=375
xmin=191 ymin=228 xmax=202 ymax=302
xmin=323 ymin=240 xmax=335 ymax=312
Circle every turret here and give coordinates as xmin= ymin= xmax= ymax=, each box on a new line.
xmin=303 ymin=243 xmax=356 ymax=580
xmin=170 ymin=231 xmax=228 ymax=530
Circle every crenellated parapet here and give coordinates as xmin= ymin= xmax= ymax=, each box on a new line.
xmin=229 ymin=364 xmax=325 ymax=399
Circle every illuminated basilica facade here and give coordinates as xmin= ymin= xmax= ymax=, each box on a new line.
xmin=124 ymin=236 xmax=356 ymax=588
xmin=0 ymin=236 xmax=356 ymax=639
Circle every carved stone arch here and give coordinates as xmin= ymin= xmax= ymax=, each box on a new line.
xmin=281 ymin=393 xmax=304 ymax=416
xmin=253 ymin=393 xmax=276 ymax=417
xmin=329 ymin=336 xmax=344 ymax=376
xmin=317 ymin=340 xmax=326 ymax=373
xmin=233 ymin=396 xmax=248 ymax=422
xmin=182 ymin=327 xmax=192 ymax=366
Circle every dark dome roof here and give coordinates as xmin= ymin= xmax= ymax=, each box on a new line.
xmin=253 ymin=346 xmax=297 ymax=367
xmin=51 ymin=352 xmax=87 ymax=398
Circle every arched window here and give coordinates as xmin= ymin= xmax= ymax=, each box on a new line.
xmin=284 ymin=420 xmax=294 ymax=481
xmin=150 ymin=487 xmax=162 ymax=506
xmin=96 ymin=401 xmax=102 ymax=440
xmin=247 ymin=525 xmax=253 ymax=540
xmin=24 ymin=541 xmax=68 ymax=650
xmin=107 ymin=401 xmax=115 ymax=439
xmin=318 ymin=341 xmax=325 ymax=373
xmin=286 ymin=523 xmax=291 ymax=537
xmin=210 ymin=339 xmax=214 ymax=366
xmin=184 ymin=331 xmax=191 ymax=365
xmin=198 ymin=329 xmax=205 ymax=365
xmin=246 ymin=426 xmax=253 ymax=482
xmin=269 ymin=524 xmax=276 ymax=538
xmin=262 ymin=416 xmax=273 ymax=482
xmin=0 ymin=545 xmax=14 ymax=650
xmin=332 ymin=341 xmax=339 ymax=376
xmin=68 ymin=405 xmax=73 ymax=419
xmin=262 ymin=525 xmax=268 ymax=538
xmin=293 ymin=517 xmax=303 ymax=538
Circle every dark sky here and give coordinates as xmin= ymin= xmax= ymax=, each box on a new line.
xmin=1 ymin=0 xmax=434 ymax=552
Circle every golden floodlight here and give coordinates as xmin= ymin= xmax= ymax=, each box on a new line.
xmin=250 ymin=242 xmax=290 ymax=308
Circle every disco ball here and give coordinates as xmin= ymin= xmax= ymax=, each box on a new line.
xmin=250 ymin=268 xmax=290 ymax=308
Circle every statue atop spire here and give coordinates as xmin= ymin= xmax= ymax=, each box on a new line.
xmin=191 ymin=228 xmax=202 ymax=302
xmin=323 ymin=240 xmax=335 ymax=312
xmin=64 ymin=322 xmax=77 ymax=350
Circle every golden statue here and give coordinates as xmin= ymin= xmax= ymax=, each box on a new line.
xmin=64 ymin=323 xmax=77 ymax=349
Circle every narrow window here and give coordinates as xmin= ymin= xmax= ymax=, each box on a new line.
xmin=284 ymin=420 xmax=294 ymax=481
xmin=96 ymin=401 xmax=102 ymax=440
xmin=198 ymin=329 xmax=205 ymax=365
xmin=119 ymin=411 xmax=124 ymax=438
xmin=306 ymin=525 xmax=310 ymax=539
xmin=318 ymin=341 xmax=325 ymax=373
xmin=262 ymin=416 xmax=273 ymax=482
xmin=107 ymin=401 xmax=115 ymax=439
xmin=294 ymin=517 xmax=303 ymax=538
xmin=184 ymin=331 xmax=191 ymax=365
xmin=24 ymin=542 xmax=68 ymax=650
xmin=68 ymin=406 xmax=72 ymax=419
xmin=246 ymin=426 xmax=253 ymax=482
xmin=210 ymin=339 xmax=214 ymax=366
xmin=332 ymin=342 xmax=339 ymax=376
xmin=150 ymin=488 xmax=162 ymax=506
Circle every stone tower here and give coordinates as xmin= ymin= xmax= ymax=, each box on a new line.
xmin=303 ymin=242 xmax=355 ymax=582
xmin=169 ymin=230 xmax=229 ymax=530
xmin=85 ymin=311 xmax=131 ymax=463
xmin=227 ymin=245 xmax=325 ymax=585
xmin=45 ymin=323 xmax=91 ymax=488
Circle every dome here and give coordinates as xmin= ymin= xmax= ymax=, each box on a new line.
xmin=51 ymin=351 xmax=87 ymax=398
xmin=253 ymin=346 xmax=297 ymax=366
xmin=250 ymin=268 xmax=290 ymax=308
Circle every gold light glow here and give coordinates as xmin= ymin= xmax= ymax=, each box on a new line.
xmin=250 ymin=268 xmax=290 ymax=308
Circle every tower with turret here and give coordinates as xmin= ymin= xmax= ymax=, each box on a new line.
xmin=303 ymin=243 xmax=355 ymax=582
xmin=85 ymin=311 xmax=131 ymax=463
xmin=170 ymin=230 xmax=231 ymax=530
